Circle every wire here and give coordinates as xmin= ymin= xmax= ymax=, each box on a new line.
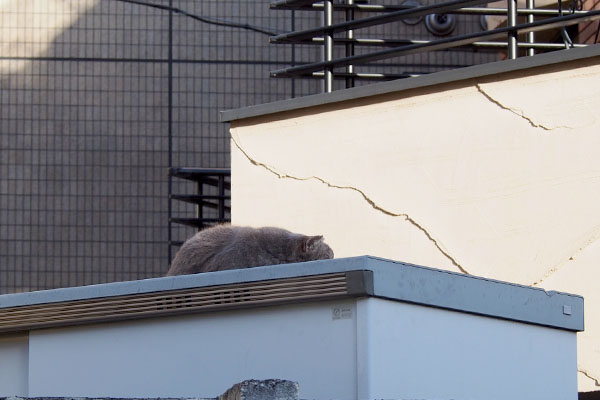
xmin=115 ymin=0 xmax=283 ymax=36
xmin=557 ymin=0 xmax=574 ymax=48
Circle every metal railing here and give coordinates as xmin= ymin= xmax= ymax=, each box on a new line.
xmin=169 ymin=168 xmax=231 ymax=250
xmin=270 ymin=0 xmax=600 ymax=91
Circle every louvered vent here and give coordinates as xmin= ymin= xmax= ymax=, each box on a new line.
xmin=0 ymin=271 xmax=372 ymax=333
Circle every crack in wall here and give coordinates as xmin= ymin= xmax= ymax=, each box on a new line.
xmin=231 ymin=135 xmax=470 ymax=275
xmin=579 ymin=367 xmax=600 ymax=387
xmin=475 ymin=84 xmax=571 ymax=131
xmin=532 ymin=229 xmax=600 ymax=287
xmin=532 ymin=265 xmax=563 ymax=287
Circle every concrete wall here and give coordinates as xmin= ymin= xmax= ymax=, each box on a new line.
xmin=229 ymin=49 xmax=600 ymax=392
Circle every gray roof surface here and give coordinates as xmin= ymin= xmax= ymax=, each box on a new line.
xmin=0 ymin=256 xmax=584 ymax=331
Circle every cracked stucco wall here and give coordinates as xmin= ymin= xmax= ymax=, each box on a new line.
xmin=229 ymin=57 xmax=600 ymax=392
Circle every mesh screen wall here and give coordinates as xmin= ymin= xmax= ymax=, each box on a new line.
xmin=1 ymin=0 xmax=499 ymax=294
xmin=0 ymin=0 xmax=318 ymax=293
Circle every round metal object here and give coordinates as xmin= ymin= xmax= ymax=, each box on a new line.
xmin=400 ymin=0 xmax=424 ymax=25
xmin=425 ymin=13 xmax=457 ymax=36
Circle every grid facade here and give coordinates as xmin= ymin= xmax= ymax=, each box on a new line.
xmin=1 ymin=0 xmax=499 ymax=294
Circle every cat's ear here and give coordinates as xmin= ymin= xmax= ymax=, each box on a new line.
xmin=301 ymin=235 xmax=323 ymax=252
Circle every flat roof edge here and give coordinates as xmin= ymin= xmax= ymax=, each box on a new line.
xmin=0 ymin=256 xmax=584 ymax=332
xmin=0 ymin=256 xmax=372 ymax=308
xmin=220 ymin=45 xmax=600 ymax=122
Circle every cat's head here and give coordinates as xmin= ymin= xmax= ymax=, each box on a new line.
xmin=298 ymin=235 xmax=334 ymax=261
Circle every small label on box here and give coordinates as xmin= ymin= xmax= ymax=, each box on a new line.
xmin=332 ymin=305 xmax=353 ymax=320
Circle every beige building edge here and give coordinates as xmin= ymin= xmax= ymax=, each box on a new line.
xmin=224 ymin=47 xmax=600 ymax=392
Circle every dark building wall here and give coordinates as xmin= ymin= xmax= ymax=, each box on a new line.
xmin=0 ymin=0 xmax=319 ymax=293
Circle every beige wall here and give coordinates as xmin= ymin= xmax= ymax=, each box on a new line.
xmin=230 ymin=55 xmax=600 ymax=391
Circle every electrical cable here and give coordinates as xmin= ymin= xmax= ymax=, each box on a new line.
xmin=558 ymin=0 xmax=574 ymax=48
xmin=114 ymin=0 xmax=283 ymax=36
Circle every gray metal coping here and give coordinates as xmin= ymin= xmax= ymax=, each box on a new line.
xmin=0 ymin=256 xmax=584 ymax=332
xmin=220 ymin=45 xmax=600 ymax=123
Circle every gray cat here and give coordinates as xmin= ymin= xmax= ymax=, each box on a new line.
xmin=166 ymin=224 xmax=334 ymax=276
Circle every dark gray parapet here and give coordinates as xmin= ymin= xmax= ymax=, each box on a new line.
xmin=220 ymin=46 xmax=600 ymax=123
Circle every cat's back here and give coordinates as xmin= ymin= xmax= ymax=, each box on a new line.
xmin=166 ymin=224 xmax=333 ymax=276
xmin=166 ymin=224 xmax=238 ymax=275
xmin=186 ymin=224 xmax=239 ymax=251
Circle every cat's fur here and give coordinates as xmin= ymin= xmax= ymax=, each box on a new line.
xmin=166 ymin=224 xmax=334 ymax=276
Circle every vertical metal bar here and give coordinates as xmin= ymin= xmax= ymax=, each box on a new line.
xmin=526 ymin=0 xmax=535 ymax=56
xmin=557 ymin=0 xmax=573 ymax=49
xmin=291 ymin=10 xmax=296 ymax=98
xmin=167 ymin=0 xmax=174 ymax=262
xmin=507 ymin=0 xmax=518 ymax=59
xmin=345 ymin=0 xmax=355 ymax=89
xmin=324 ymin=0 xmax=334 ymax=92
xmin=218 ymin=175 xmax=225 ymax=221
xmin=197 ymin=179 xmax=204 ymax=229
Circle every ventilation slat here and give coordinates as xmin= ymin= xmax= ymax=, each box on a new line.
xmin=0 ymin=284 xmax=346 ymax=322
xmin=1 ymin=275 xmax=347 ymax=314
xmin=0 ymin=275 xmax=347 ymax=318
xmin=0 ymin=272 xmax=367 ymax=333
xmin=0 ymin=279 xmax=346 ymax=319
xmin=0 ymin=291 xmax=347 ymax=332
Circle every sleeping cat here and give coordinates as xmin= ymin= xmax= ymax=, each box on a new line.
xmin=166 ymin=224 xmax=334 ymax=276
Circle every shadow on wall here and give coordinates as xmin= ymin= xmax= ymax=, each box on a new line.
xmin=0 ymin=0 xmax=172 ymax=291
xmin=0 ymin=0 xmax=315 ymax=293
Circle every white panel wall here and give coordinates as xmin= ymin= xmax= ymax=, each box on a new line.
xmin=28 ymin=300 xmax=358 ymax=399
xmin=359 ymin=298 xmax=578 ymax=400
xmin=0 ymin=333 xmax=29 ymax=397
xmin=22 ymin=296 xmax=578 ymax=400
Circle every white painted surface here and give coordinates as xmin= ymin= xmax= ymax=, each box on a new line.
xmin=359 ymin=298 xmax=578 ymax=400
xmin=28 ymin=300 xmax=358 ymax=399
xmin=229 ymin=57 xmax=600 ymax=389
xmin=0 ymin=333 xmax=29 ymax=396
xmin=24 ymin=296 xmax=578 ymax=400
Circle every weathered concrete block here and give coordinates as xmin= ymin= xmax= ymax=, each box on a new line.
xmin=0 ymin=397 xmax=212 ymax=400
xmin=218 ymin=379 xmax=299 ymax=400
xmin=0 ymin=379 xmax=299 ymax=400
